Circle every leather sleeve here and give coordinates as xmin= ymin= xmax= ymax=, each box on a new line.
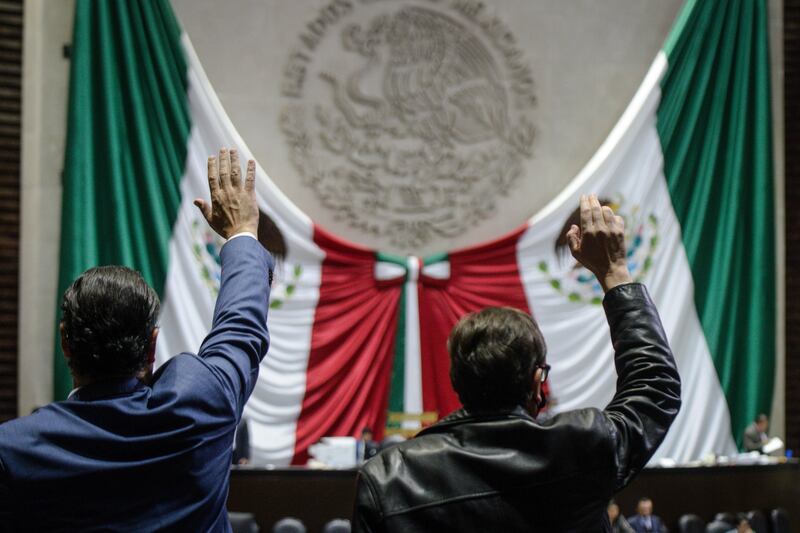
xmin=352 ymin=471 xmax=382 ymax=533
xmin=601 ymin=283 xmax=681 ymax=490
xmin=197 ymin=236 xmax=274 ymax=416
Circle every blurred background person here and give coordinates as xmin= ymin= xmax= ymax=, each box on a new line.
xmin=726 ymin=515 xmax=754 ymax=533
xmin=608 ymin=500 xmax=634 ymax=533
xmin=357 ymin=427 xmax=379 ymax=463
xmin=628 ymin=497 xmax=667 ymax=533
xmin=743 ymin=414 xmax=769 ymax=453
xmin=233 ymin=416 xmax=251 ymax=466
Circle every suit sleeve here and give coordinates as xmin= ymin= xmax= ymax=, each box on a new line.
xmin=197 ymin=235 xmax=274 ymax=416
xmin=0 ymin=456 xmax=9 ymax=528
xmin=601 ymin=283 xmax=681 ymax=490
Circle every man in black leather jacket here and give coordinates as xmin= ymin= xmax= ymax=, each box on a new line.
xmin=353 ymin=195 xmax=681 ymax=532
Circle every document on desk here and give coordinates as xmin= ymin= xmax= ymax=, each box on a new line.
xmin=762 ymin=437 xmax=784 ymax=455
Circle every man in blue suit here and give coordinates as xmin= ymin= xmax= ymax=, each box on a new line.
xmin=0 ymin=148 xmax=271 ymax=532
xmin=628 ymin=497 xmax=668 ymax=533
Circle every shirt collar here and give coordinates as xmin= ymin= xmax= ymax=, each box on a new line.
xmin=68 ymin=377 xmax=144 ymax=401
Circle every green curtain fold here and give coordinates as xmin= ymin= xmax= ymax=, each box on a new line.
xmin=658 ymin=0 xmax=775 ymax=449
xmin=54 ymin=0 xmax=189 ymax=400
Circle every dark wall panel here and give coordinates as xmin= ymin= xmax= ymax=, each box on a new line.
xmin=785 ymin=0 xmax=800 ymax=455
xmin=0 ymin=0 xmax=20 ymax=423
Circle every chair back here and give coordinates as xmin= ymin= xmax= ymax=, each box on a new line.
xmin=713 ymin=512 xmax=737 ymax=526
xmin=228 ymin=512 xmax=260 ymax=533
xmin=745 ymin=510 xmax=767 ymax=533
xmin=771 ymin=508 xmax=790 ymax=533
xmin=705 ymin=520 xmax=731 ymax=533
xmin=678 ymin=514 xmax=705 ymax=533
xmin=322 ymin=519 xmax=351 ymax=533
xmin=272 ymin=517 xmax=306 ymax=533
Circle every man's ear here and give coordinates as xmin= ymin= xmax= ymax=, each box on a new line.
xmin=147 ymin=327 xmax=159 ymax=365
xmin=526 ymin=367 xmax=544 ymax=416
xmin=60 ymin=323 xmax=71 ymax=359
xmin=532 ymin=367 xmax=543 ymax=406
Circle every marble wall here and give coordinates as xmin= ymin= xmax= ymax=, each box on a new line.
xmin=171 ymin=0 xmax=683 ymax=255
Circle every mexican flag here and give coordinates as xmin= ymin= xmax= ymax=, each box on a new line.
xmin=56 ymin=0 xmax=774 ymax=465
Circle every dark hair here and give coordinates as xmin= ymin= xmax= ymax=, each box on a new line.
xmin=61 ymin=266 xmax=160 ymax=380
xmin=448 ymin=307 xmax=546 ymax=411
xmin=756 ymin=413 xmax=768 ymax=423
xmin=638 ymin=496 xmax=652 ymax=504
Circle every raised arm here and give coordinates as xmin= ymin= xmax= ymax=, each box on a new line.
xmin=567 ymin=195 xmax=681 ymax=490
xmin=194 ymin=148 xmax=273 ymax=413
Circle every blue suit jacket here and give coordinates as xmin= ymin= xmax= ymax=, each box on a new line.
xmin=627 ymin=514 xmax=667 ymax=533
xmin=0 ymin=236 xmax=273 ymax=532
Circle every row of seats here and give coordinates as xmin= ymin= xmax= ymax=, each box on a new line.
xmin=678 ymin=508 xmax=789 ymax=533
xmin=229 ymin=512 xmax=351 ymax=533
xmin=231 ymin=509 xmax=790 ymax=533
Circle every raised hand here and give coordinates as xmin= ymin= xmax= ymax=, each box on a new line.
xmin=565 ymin=194 xmax=633 ymax=293
xmin=194 ymin=148 xmax=259 ymax=240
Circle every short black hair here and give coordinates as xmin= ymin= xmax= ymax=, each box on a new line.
xmin=756 ymin=413 xmax=768 ymax=423
xmin=448 ymin=307 xmax=546 ymax=411
xmin=638 ymin=496 xmax=652 ymax=503
xmin=61 ymin=266 xmax=160 ymax=380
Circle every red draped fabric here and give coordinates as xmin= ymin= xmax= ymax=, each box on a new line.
xmin=418 ymin=225 xmax=538 ymax=419
xmin=291 ymin=227 xmax=403 ymax=465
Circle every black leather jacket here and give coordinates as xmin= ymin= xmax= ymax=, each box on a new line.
xmin=354 ymin=284 xmax=681 ymax=532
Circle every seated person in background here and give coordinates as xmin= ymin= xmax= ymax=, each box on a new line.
xmin=727 ymin=515 xmax=754 ymax=533
xmin=358 ymin=427 xmax=379 ymax=462
xmin=0 ymin=148 xmax=273 ymax=531
xmin=743 ymin=414 xmax=769 ymax=452
xmin=608 ymin=500 xmax=635 ymax=533
xmin=353 ymin=195 xmax=682 ymax=532
xmin=233 ymin=416 xmax=252 ymax=465
xmin=628 ymin=497 xmax=667 ymax=533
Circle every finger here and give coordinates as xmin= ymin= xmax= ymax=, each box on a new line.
xmin=590 ymin=194 xmax=605 ymax=229
xmin=230 ymin=149 xmax=242 ymax=189
xmin=193 ymin=199 xmax=212 ymax=221
xmin=207 ymin=156 xmax=219 ymax=193
xmin=579 ymin=195 xmax=592 ymax=232
xmin=602 ymin=206 xmax=615 ymax=227
xmin=614 ymin=215 xmax=625 ymax=231
xmin=219 ymin=147 xmax=231 ymax=187
xmin=245 ymin=160 xmax=256 ymax=192
xmin=566 ymin=224 xmax=580 ymax=253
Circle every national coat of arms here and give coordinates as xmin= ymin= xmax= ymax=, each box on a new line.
xmin=190 ymin=211 xmax=300 ymax=309
xmin=280 ymin=1 xmax=537 ymax=250
xmin=537 ymin=196 xmax=659 ymax=305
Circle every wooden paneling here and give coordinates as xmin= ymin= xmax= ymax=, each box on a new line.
xmin=785 ymin=0 xmax=800 ymax=455
xmin=0 ymin=0 xmax=20 ymax=423
xmin=228 ymin=468 xmax=358 ymax=532
xmin=227 ymin=464 xmax=800 ymax=531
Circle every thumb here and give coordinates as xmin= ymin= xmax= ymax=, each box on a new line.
xmin=193 ymin=198 xmax=212 ymax=222
xmin=566 ymin=224 xmax=580 ymax=254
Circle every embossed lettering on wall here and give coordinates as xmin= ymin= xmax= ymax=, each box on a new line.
xmin=280 ymin=0 xmax=536 ymax=249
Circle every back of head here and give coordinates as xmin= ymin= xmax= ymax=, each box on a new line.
xmin=61 ymin=266 xmax=160 ymax=380
xmin=448 ymin=307 xmax=546 ymax=411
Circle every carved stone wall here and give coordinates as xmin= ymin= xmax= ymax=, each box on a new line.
xmin=172 ymin=0 xmax=684 ymax=255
